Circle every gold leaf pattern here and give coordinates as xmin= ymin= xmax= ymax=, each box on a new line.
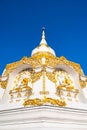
xmin=23 ymin=98 xmax=66 ymax=107
xmin=46 ymin=72 xmax=57 ymax=83
xmin=32 ymin=72 xmax=42 ymax=83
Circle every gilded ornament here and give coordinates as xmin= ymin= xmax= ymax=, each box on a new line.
xmin=59 ymin=56 xmax=83 ymax=75
xmin=56 ymin=85 xmax=79 ymax=93
xmin=2 ymin=52 xmax=84 ymax=84
xmin=22 ymin=78 xmax=29 ymax=85
xmin=40 ymin=91 xmax=49 ymax=95
xmin=79 ymin=80 xmax=86 ymax=88
xmin=23 ymin=98 xmax=66 ymax=107
xmin=32 ymin=71 xmax=42 ymax=83
xmin=46 ymin=72 xmax=57 ymax=83
xmin=17 ymin=93 xmax=22 ymax=98
xmin=0 ymin=81 xmax=8 ymax=89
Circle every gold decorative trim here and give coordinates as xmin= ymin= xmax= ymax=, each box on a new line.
xmin=46 ymin=72 xmax=56 ymax=83
xmin=23 ymin=98 xmax=66 ymax=107
xmin=2 ymin=52 xmax=84 ymax=90
xmin=57 ymin=56 xmax=83 ymax=75
xmin=0 ymin=80 xmax=8 ymax=89
xmin=32 ymin=71 xmax=42 ymax=83
xmin=3 ymin=53 xmax=83 ymax=76
xmin=56 ymin=85 xmax=79 ymax=93
xmin=4 ymin=56 xmax=29 ymax=75
xmin=40 ymin=91 xmax=49 ymax=95
xmin=79 ymin=80 xmax=86 ymax=88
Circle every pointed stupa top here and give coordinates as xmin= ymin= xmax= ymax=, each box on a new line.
xmin=31 ymin=28 xmax=56 ymax=56
xmin=40 ymin=27 xmax=47 ymax=45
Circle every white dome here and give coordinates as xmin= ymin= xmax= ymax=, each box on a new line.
xmin=31 ymin=30 xmax=56 ymax=56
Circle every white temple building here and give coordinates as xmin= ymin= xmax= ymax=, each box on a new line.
xmin=0 ymin=29 xmax=87 ymax=130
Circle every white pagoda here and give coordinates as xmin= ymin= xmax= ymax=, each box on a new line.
xmin=0 ymin=29 xmax=87 ymax=130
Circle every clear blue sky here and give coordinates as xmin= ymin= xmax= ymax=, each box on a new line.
xmin=0 ymin=0 xmax=87 ymax=75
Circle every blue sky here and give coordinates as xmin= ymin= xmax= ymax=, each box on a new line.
xmin=0 ymin=0 xmax=87 ymax=75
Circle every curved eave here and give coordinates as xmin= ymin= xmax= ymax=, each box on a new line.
xmin=58 ymin=56 xmax=84 ymax=76
xmin=2 ymin=56 xmax=32 ymax=76
xmin=2 ymin=55 xmax=84 ymax=77
xmin=1 ymin=54 xmax=85 ymax=90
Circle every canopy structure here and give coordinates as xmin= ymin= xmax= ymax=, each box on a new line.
xmin=0 ymin=29 xmax=87 ymax=130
